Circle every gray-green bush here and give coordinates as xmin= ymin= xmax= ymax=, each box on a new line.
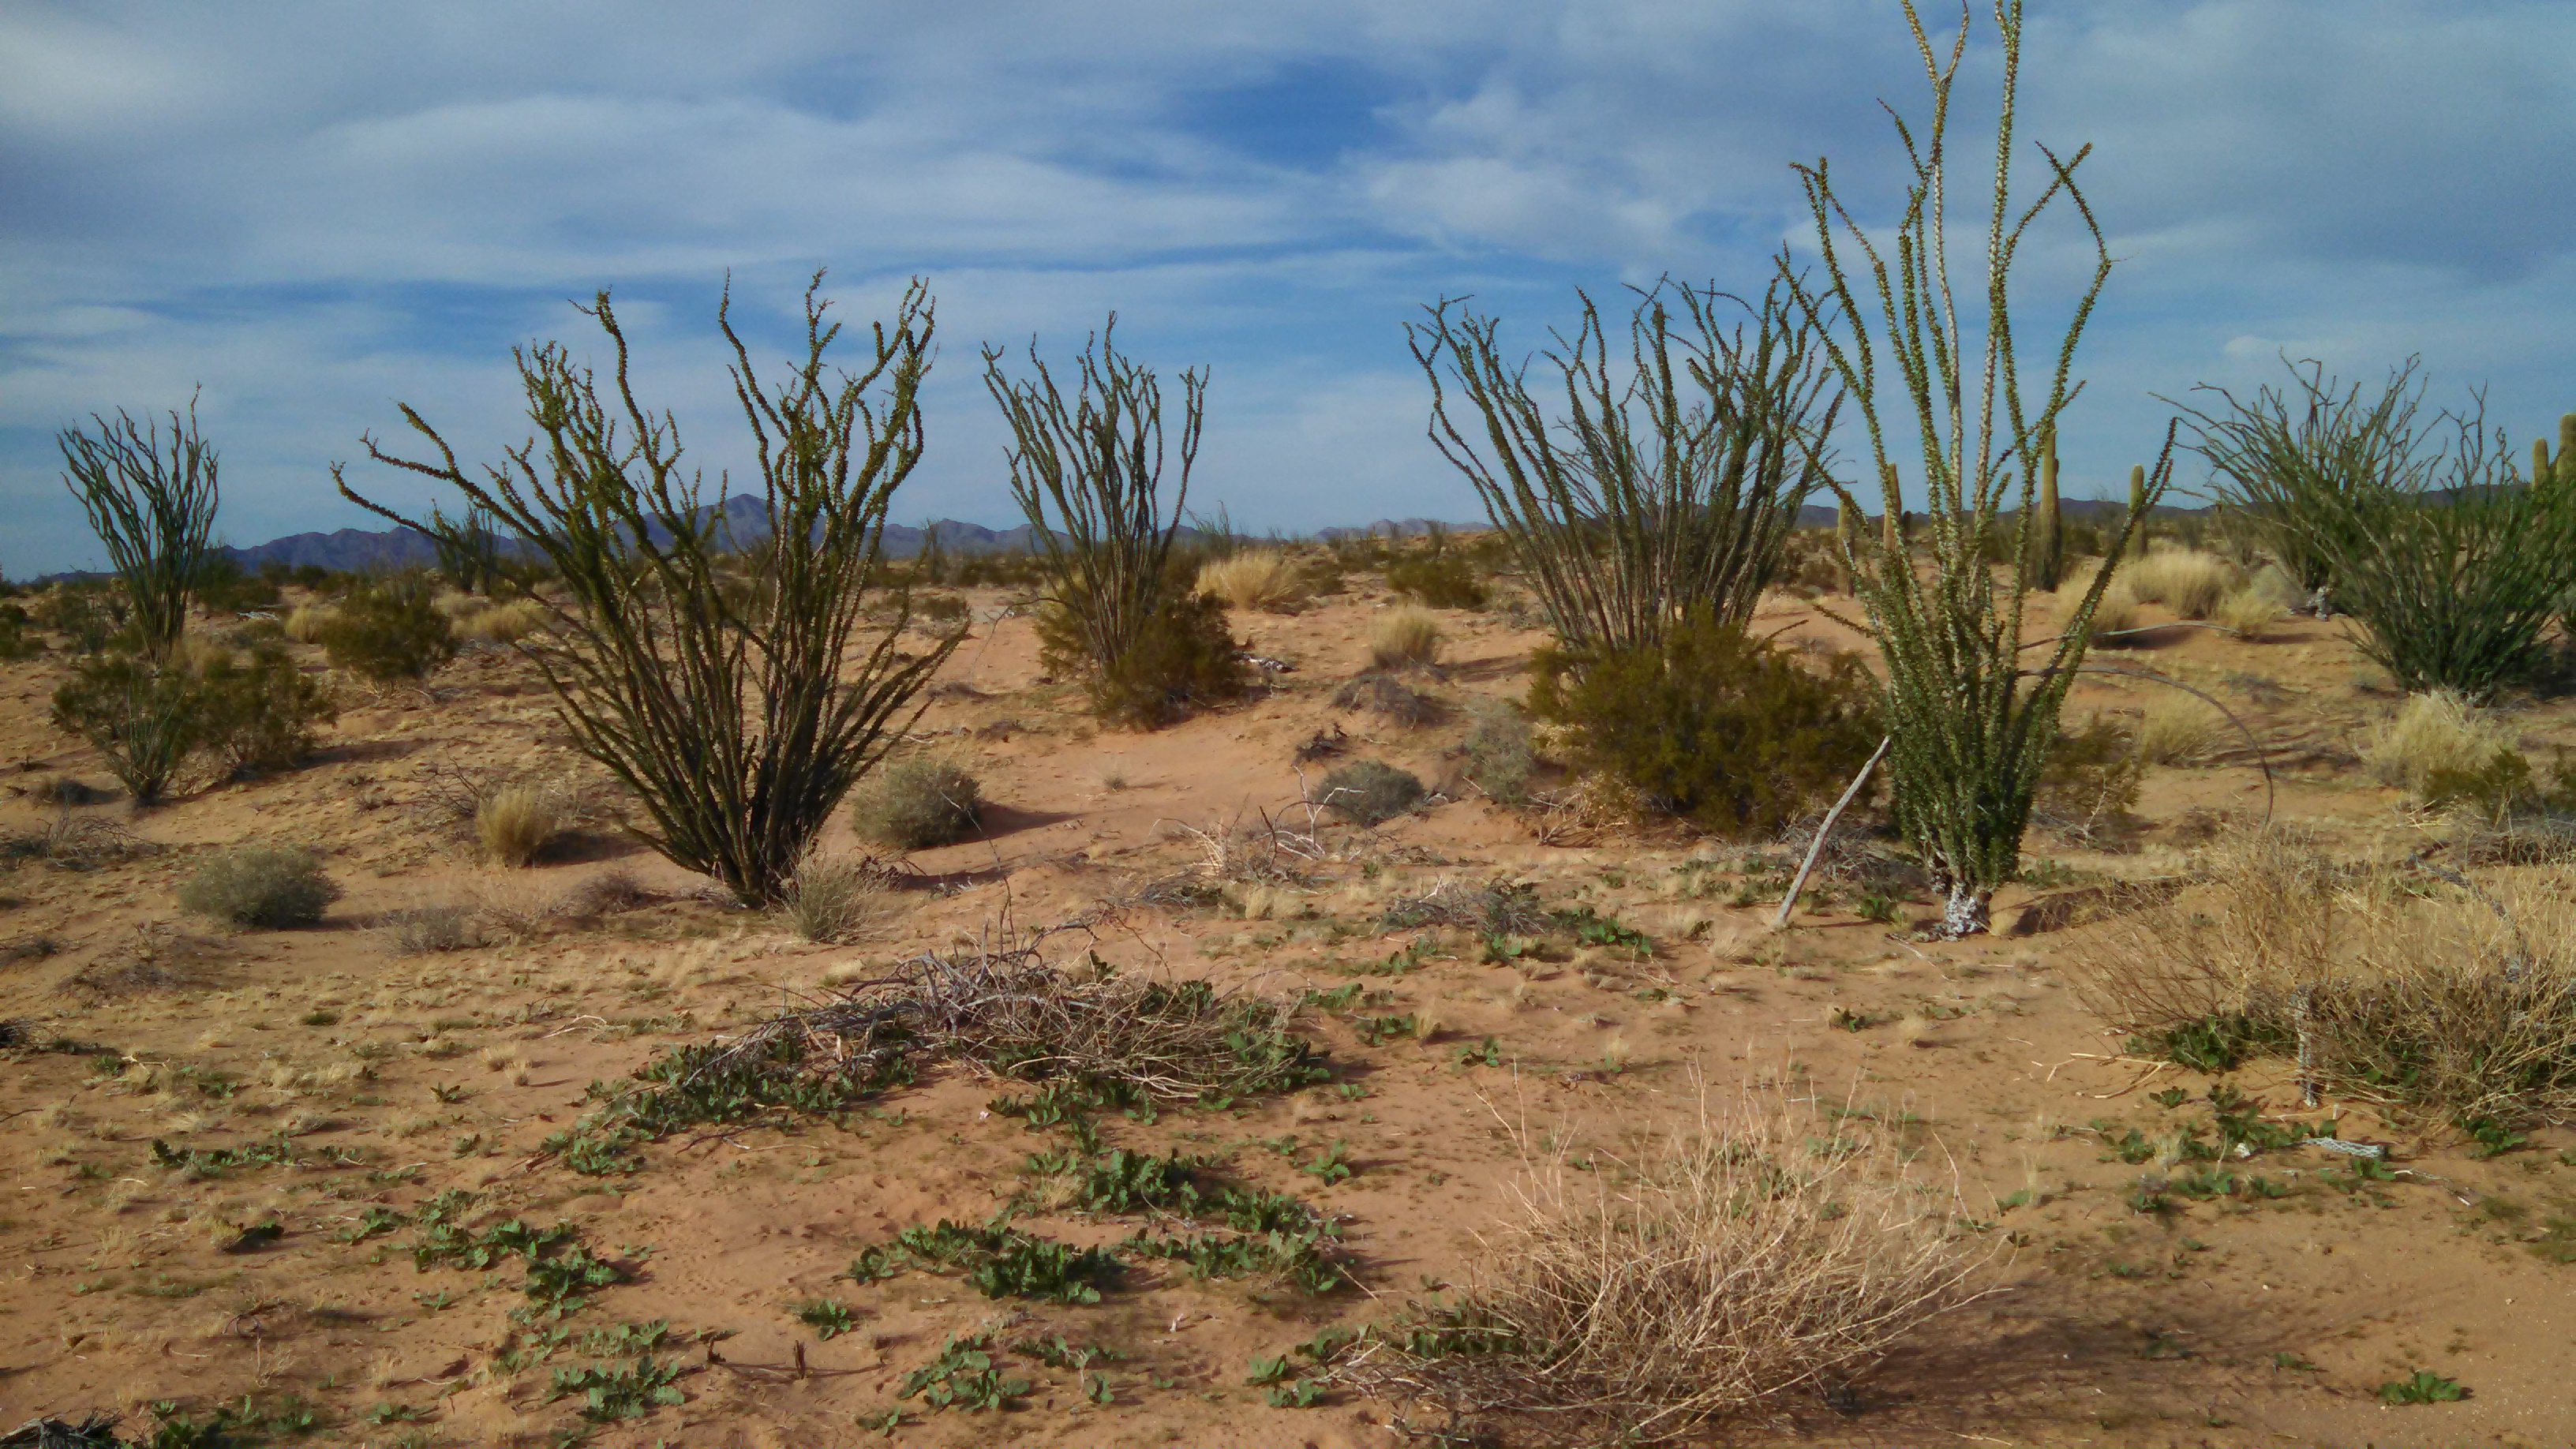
xmin=178 ymin=846 xmax=339 ymax=927
xmin=849 ymin=758 xmax=983 ymax=851
xmin=1320 ymin=760 xmax=1425 ymax=826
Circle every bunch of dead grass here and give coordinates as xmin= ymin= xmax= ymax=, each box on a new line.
xmin=475 ymin=784 xmax=562 ymax=867
xmin=2363 ymin=691 xmax=2515 ymax=799
xmin=1196 ymin=550 xmax=1307 ymax=612
xmin=1337 ymin=1088 xmax=1985 ymax=1444
xmin=2120 ymin=546 xmax=2240 ymax=620
xmin=1368 ymin=606 xmax=1443 ymax=671
xmin=779 ymin=850 xmax=890 ymax=944
xmin=2068 ymin=828 xmax=2576 ymax=1125
xmin=0 ymin=812 xmax=158 ymax=873
xmin=683 ymin=915 xmax=1329 ymax=1104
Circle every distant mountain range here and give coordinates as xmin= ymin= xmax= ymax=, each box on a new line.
xmin=39 ymin=492 xmax=2213 ymax=582
xmin=180 ymin=498 xmax=1491 ymax=577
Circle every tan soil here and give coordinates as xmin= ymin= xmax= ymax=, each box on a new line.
xmin=3 ymin=566 xmax=2573 ymax=1448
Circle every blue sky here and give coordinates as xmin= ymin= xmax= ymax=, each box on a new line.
xmin=6 ymin=1 xmax=2574 ymax=573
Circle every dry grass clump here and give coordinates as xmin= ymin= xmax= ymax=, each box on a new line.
xmin=2211 ymin=586 xmax=2286 ymax=640
xmin=457 ymin=598 xmax=549 ymax=644
xmin=380 ymin=902 xmax=482 ymax=956
xmin=2 ymin=813 xmax=157 ymax=872
xmin=1330 ymin=670 xmax=1441 ymax=726
xmin=282 ymin=605 xmax=339 ymax=644
xmin=2132 ymin=695 xmax=2218 ymax=766
xmin=2120 ymin=546 xmax=2239 ymax=620
xmin=2068 ymin=828 xmax=2576 ymax=1125
xmin=780 ymin=850 xmax=889 ymax=944
xmin=2362 ymin=691 xmax=2514 ymax=799
xmin=1338 ymin=1089 xmax=1983 ymax=1444
xmin=2082 ymin=578 xmax=2140 ymax=644
xmin=848 ymin=757 xmax=982 ymax=852
xmin=1196 ymin=550 xmax=1308 ymax=612
xmin=1368 ymin=605 xmax=1443 ymax=671
xmin=176 ymin=846 xmax=339 ymax=928
xmin=475 ymin=785 xmax=562 ymax=867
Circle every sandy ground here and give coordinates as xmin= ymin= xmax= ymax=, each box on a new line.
xmin=4 ymin=562 xmax=2574 ymax=1449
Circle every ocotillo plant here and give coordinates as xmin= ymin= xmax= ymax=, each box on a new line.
xmin=1410 ymin=279 xmax=1840 ymax=656
xmin=983 ymin=320 xmax=1204 ymax=681
xmin=2172 ymin=356 xmax=2432 ymax=599
xmin=2034 ymin=426 xmax=2065 ymax=591
xmin=58 ymin=396 xmax=220 ymax=658
xmin=338 ymin=271 xmax=953 ymax=904
xmin=1782 ymin=0 xmax=2166 ymax=937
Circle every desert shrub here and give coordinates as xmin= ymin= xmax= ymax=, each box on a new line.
xmin=1368 ymin=606 xmax=1443 ymax=672
xmin=988 ymin=321 xmax=1208 ymax=720
xmin=50 ymin=653 xmax=203 ymax=806
xmin=477 ymin=785 xmax=562 ymax=867
xmin=2363 ymin=691 xmax=2514 ymax=799
xmin=178 ymin=845 xmax=339 ymax=928
xmin=194 ymin=556 xmax=281 ymax=616
xmin=197 ymin=640 xmax=337 ymax=774
xmin=2133 ymin=695 xmax=2218 ymax=766
xmin=0 ymin=602 xmax=37 ymax=660
xmin=850 ymin=758 xmax=982 ymax=851
xmin=1383 ymin=547 xmax=1488 ymax=610
xmin=2069 ymin=829 xmax=2576 ymax=1125
xmin=58 ymin=399 xmax=220 ymax=657
xmin=457 ymin=597 xmax=549 ymax=644
xmin=1530 ymin=614 xmax=1881 ymax=837
xmin=781 ymin=851 xmax=887 ymax=944
xmin=1059 ymin=588 xmax=1251 ymax=729
xmin=1319 ymin=760 xmax=1425 ymax=826
xmin=37 ymin=584 xmax=133 ymax=655
xmin=1339 ymin=1091 xmax=1979 ymax=1444
xmin=383 ymin=903 xmax=483 ymax=956
xmin=1412 ymin=280 xmax=1833 ymax=655
xmin=320 ymin=573 xmax=455 ymax=683
xmin=340 ymin=275 xmax=954 ymax=905
xmin=1331 ymin=671 xmax=1440 ymax=727
xmin=1463 ymin=700 xmax=1536 ymax=804
xmin=2212 ymin=585 xmax=2286 ymax=640
xmin=2120 ymin=547 xmax=2238 ymax=620
xmin=1196 ymin=550 xmax=1305 ymax=612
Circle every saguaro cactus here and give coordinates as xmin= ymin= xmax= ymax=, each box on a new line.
xmin=2531 ymin=412 xmax=2576 ymax=485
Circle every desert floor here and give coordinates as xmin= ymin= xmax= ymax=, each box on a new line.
xmin=5 ymin=563 xmax=2574 ymax=1449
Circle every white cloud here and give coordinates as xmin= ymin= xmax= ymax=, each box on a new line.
xmin=5 ymin=1 xmax=2574 ymax=573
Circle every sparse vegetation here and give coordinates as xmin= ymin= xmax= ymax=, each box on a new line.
xmin=1530 ymin=613 xmax=1880 ymax=836
xmin=49 ymin=654 xmax=203 ymax=806
xmin=2070 ymin=828 xmax=2576 ymax=1126
xmin=1319 ymin=760 xmax=1425 ymax=826
xmin=2363 ymin=691 xmax=2515 ymax=800
xmin=1339 ymin=1091 xmax=1979 ymax=1444
xmin=177 ymin=846 xmax=339 ymax=928
xmin=848 ymin=757 xmax=981 ymax=851
xmin=474 ymin=784 xmax=561 ymax=867
xmin=318 ymin=572 xmax=455 ymax=684
xmin=339 ymin=272 xmax=955 ymax=904
xmin=1367 ymin=606 xmax=1443 ymax=672
xmin=1462 ymin=699 xmax=1536 ymax=804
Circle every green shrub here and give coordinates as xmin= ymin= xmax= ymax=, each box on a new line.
xmin=37 ymin=585 xmax=131 ymax=655
xmin=1464 ymin=700 xmax=1536 ymax=804
xmin=194 ymin=556 xmax=282 ymax=616
xmin=0 ymin=602 xmax=39 ymax=660
xmin=198 ymin=640 xmax=336 ymax=775
xmin=850 ymin=758 xmax=983 ymax=850
xmin=178 ymin=846 xmax=339 ymax=927
xmin=1049 ymin=588 xmax=1251 ymax=729
xmin=1530 ymin=614 xmax=1880 ymax=836
xmin=320 ymin=573 xmax=455 ymax=683
xmin=1320 ymin=760 xmax=1425 ymax=826
xmin=1384 ymin=550 xmax=1488 ymax=610
xmin=50 ymin=653 xmax=203 ymax=805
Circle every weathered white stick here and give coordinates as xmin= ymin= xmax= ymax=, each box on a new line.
xmin=1773 ymin=734 xmax=1892 ymax=930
